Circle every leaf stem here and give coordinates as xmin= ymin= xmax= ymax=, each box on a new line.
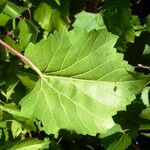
xmin=0 ymin=39 xmax=43 ymax=78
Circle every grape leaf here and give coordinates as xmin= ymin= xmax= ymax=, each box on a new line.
xmin=146 ymin=15 xmax=150 ymax=32
xmin=73 ymin=11 xmax=105 ymax=33
xmin=0 ymin=138 xmax=50 ymax=150
xmin=20 ymin=28 xmax=150 ymax=136
xmin=103 ymin=0 xmax=132 ymax=37
xmin=55 ymin=0 xmax=60 ymax=5
xmin=0 ymin=13 xmax=11 ymax=26
xmin=0 ymin=103 xmax=36 ymax=133
xmin=101 ymin=124 xmax=132 ymax=150
xmin=34 ymin=2 xmax=65 ymax=32
xmin=140 ymin=107 xmax=150 ymax=120
xmin=113 ymin=100 xmax=146 ymax=138
xmin=103 ymin=0 xmax=135 ymax=52
xmin=102 ymin=132 xmax=131 ymax=150
xmin=0 ymin=0 xmax=7 ymax=13
xmin=143 ymin=44 xmax=150 ymax=61
xmin=17 ymin=71 xmax=38 ymax=92
xmin=141 ymin=87 xmax=150 ymax=107
xmin=18 ymin=19 xmax=38 ymax=49
xmin=3 ymin=1 xmax=27 ymax=18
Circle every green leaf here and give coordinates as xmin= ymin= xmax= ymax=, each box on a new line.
xmin=141 ymin=87 xmax=150 ymax=107
xmin=100 ymin=124 xmax=122 ymax=138
xmin=55 ymin=0 xmax=60 ymax=5
xmin=73 ymin=11 xmax=105 ymax=33
xmin=103 ymin=0 xmax=135 ymax=52
xmin=0 ymin=13 xmax=11 ymax=26
xmin=102 ymin=132 xmax=131 ymax=150
xmin=140 ymin=107 xmax=150 ymax=120
xmin=20 ymin=28 xmax=150 ymax=136
xmin=0 ymin=103 xmax=36 ymax=139
xmin=0 ymin=138 xmax=50 ymax=150
xmin=34 ymin=2 xmax=65 ymax=32
xmin=143 ymin=44 xmax=150 ymax=61
xmin=0 ymin=103 xmax=22 ymax=117
xmin=17 ymin=71 xmax=38 ymax=92
xmin=11 ymin=120 xmax=23 ymax=138
xmin=101 ymin=125 xmax=132 ymax=150
xmin=18 ymin=19 xmax=38 ymax=49
xmin=113 ymin=100 xmax=146 ymax=138
xmin=146 ymin=15 xmax=150 ymax=32
xmin=3 ymin=1 xmax=27 ymax=18
xmin=103 ymin=0 xmax=132 ymax=37
xmin=143 ymin=44 xmax=150 ymax=56
xmin=0 ymin=0 xmax=7 ymax=12
xmin=3 ymin=36 xmax=23 ymax=52
xmin=130 ymin=15 xmax=145 ymax=36
xmin=0 ymin=62 xmax=19 ymax=101
xmin=140 ymin=124 xmax=150 ymax=130
xmin=141 ymin=133 xmax=150 ymax=138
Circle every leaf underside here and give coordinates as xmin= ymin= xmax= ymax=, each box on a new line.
xmin=20 ymin=28 xmax=149 ymax=136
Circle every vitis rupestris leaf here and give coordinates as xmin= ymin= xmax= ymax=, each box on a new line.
xmin=20 ymin=28 xmax=150 ymax=135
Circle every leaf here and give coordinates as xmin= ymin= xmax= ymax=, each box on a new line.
xmin=11 ymin=120 xmax=22 ymax=138
xmin=130 ymin=15 xmax=145 ymax=36
xmin=143 ymin=44 xmax=150 ymax=60
xmin=0 ymin=0 xmax=7 ymax=12
xmin=140 ymin=124 xmax=150 ymax=132
xmin=0 ymin=63 xmax=19 ymax=101
xmin=141 ymin=87 xmax=150 ymax=107
xmin=55 ymin=0 xmax=60 ymax=5
xmin=102 ymin=132 xmax=131 ymax=150
xmin=34 ymin=2 xmax=65 ymax=32
xmin=141 ymin=133 xmax=150 ymax=138
xmin=143 ymin=44 xmax=150 ymax=55
xmin=101 ymin=125 xmax=131 ymax=150
xmin=101 ymin=125 xmax=132 ymax=150
xmin=18 ymin=19 xmax=38 ymax=49
xmin=0 ymin=103 xmax=22 ymax=117
xmin=20 ymin=28 xmax=150 ymax=136
xmin=17 ymin=71 xmax=38 ymax=92
xmin=3 ymin=36 xmax=23 ymax=52
xmin=103 ymin=0 xmax=132 ymax=37
xmin=103 ymin=0 xmax=135 ymax=52
xmin=73 ymin=11 xmax=105 ymax=33
xmin=100 ymin=124 xmax=122 ymax=138
xmin=140 ymin=107 xmax=150 ymax=120
xmin=3 ymin=1 xmax=27 ymax=18
xmin=0 ymin=103 xmax=36 ymax=132
xmin=0 ymin=13 xmax=11 ymax=26
xmin=0 ymin=138 xmax=50 ymax=150
xmin=146 ymin=15 xmax=150 ymax=32
xmin=113 ymin=100 xmax=146 ymax=138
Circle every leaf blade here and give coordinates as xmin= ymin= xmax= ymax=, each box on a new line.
xmin=20 ymin=28 xmax=150 ymax=135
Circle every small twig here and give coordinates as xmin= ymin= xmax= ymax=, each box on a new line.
xmin=28 ymin=8 xmax=32 ymax=20
xmin=123 ymin=129 xmax=130 ymax=133
xmin=137 ymin=64 xmax=150 ymax=70
xmin=0 ymin=39 xmax=43 ymax=78
xmin=57 ymin=137 xmax=62 ymax=144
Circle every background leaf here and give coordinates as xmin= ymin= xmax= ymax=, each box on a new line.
xmin=102 ymin=132 xmax=131 ymax=150
xmin=73 ymin=11 xmax=105 ymax=33
xmin=34 ymin=2 xmax=66 ymax=32
xmin=3 ymin=1 xmax=27 ymax=18
xmin=0 ymin=138 xmax=50 ymax=150
xmin=0 ymin=0 xmax=7 ymax=13
xmin=140 ymin=107 xmax=150 ymax=120
xmin=0 ymin=13 xmax=10 ymax=26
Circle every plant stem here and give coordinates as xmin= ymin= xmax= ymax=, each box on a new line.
xmin=0 ymin=39 xmax=43 ymax=78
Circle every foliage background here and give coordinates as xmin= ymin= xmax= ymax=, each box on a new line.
xmin=0 ymin=0 xmax=150 ymax=149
